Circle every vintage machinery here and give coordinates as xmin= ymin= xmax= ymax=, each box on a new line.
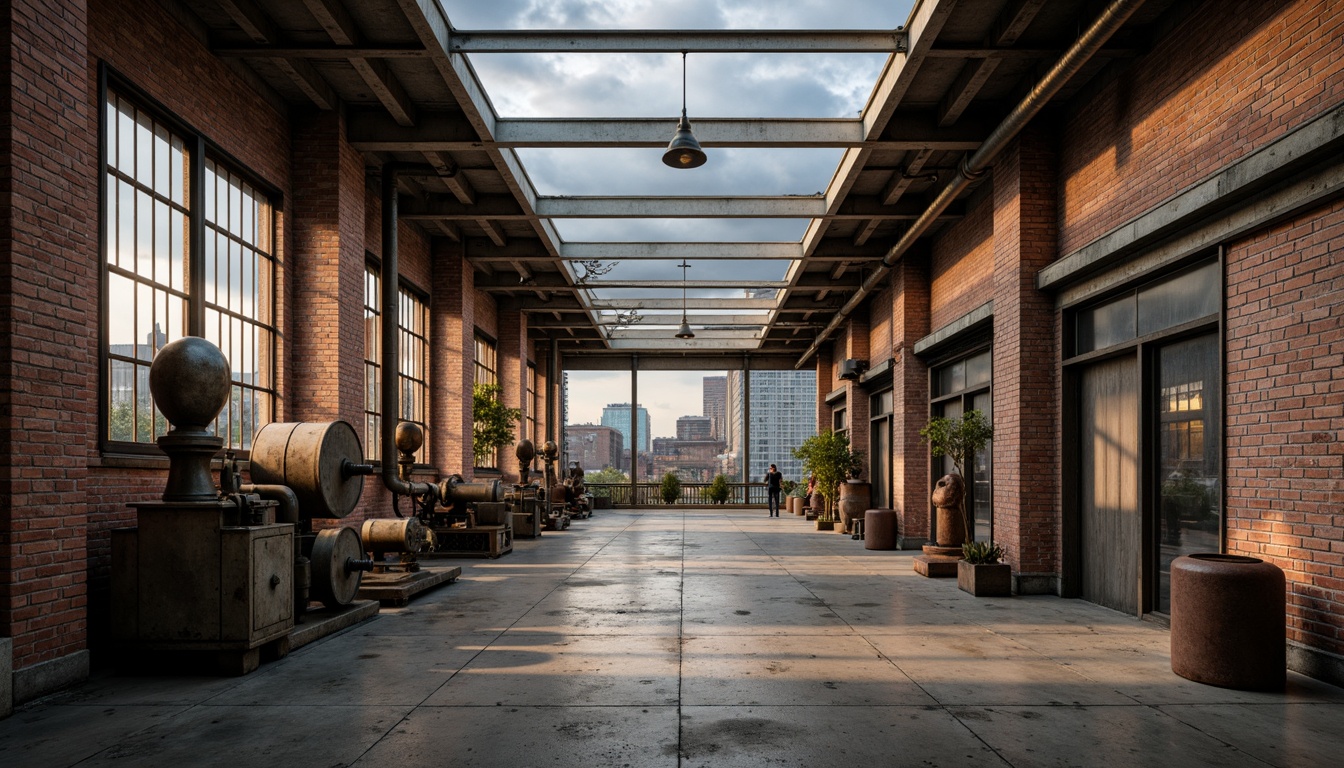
xmin=112 ymin=339 xmax=370 ymax=674
xmin=564 ymin=462 xmax=594 ymax=519
xmin=505 ymin=439 xmax=546 ymax=538
xmin=540 ymin=440 xmax=570 ymax=530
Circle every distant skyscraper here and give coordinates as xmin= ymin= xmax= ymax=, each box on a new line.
xmin=676 ymin=416 xmax=712 ymax=441
xmin=702 ymin=375 xmax=726 ymax=439
xmin=600 ymin=402 xmax=651 ymax=453
xmin=726 ymin=370 xmax=816 ymax=483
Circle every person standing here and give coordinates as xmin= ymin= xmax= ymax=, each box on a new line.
xmin=765 ymin=463 xmax=783 ymax=517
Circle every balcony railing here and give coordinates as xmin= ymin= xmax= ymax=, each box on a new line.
xmin=587 ymin=482 xmax=773 ymax=507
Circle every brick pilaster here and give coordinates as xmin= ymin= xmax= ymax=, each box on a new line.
xmin=991 ymin=125 xmax=1060 ymax=593
xmin=891 ymin=256 xmax=931 ymax=547
xmin=497 ymin=298 xmax=529 ymax=481
xmin=431 ymin=240 xmax=475 ymax=478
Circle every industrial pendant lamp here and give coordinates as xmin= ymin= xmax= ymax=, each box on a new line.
xmin=663 ymin=52 xmax=707 ymax=169
xmin=675 ymin=260 xmax=695 ymax=338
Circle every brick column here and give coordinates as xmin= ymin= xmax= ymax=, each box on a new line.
xmin=843 ymin=315 xmax=871 ymax=467
xmin=991 ymin=125 xmax=1060 ymax=594
xmin=431 ymin=240 xmax=475 ymax=478
xmin=497 ymin=298 xmax=529 ymax=482
xmin=0 ymin=0 xmax=97 ymax=688
xmin=815 ymin=348 xmax=833 ymax=432
xmin=289 ymin=111 xmax=365 ymax=426
xmin=890 ymin=256 xmax=931 ymax=548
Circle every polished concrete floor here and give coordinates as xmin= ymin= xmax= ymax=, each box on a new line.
xmin=2 ymin=508 xmax=1342 ymax=767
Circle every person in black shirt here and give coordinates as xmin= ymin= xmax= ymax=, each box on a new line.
xmin=765 ymin=464 xmax=783 ymax=517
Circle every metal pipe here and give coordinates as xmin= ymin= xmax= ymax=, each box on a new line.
xmin=240 ymin=483 xmax=300 ymax=526
xmin=795 ymin=0 xmax=1147 ymax=368
xmin=380 ymin=164 xmax=437 ymax=498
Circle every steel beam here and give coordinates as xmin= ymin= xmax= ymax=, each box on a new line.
xmin=445 ymin=29 xmax=905 ymax=54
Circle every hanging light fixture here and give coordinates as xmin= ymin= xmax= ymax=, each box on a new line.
xmin=663 ymin=52 xmax=707 ymax=169
xmin=675 ymin=259 xmax=695 ymax=338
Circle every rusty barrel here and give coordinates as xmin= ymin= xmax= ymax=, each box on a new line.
xmin=361 ymin=517 xmax=427 ymax=558
xmin=1170 ymin=553 xmax=1285 ymax=691
xmin=250 ymin=421 xmax=364 ymax=519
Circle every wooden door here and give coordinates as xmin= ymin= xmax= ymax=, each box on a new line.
xmin=1079 ymin=355 xmax=1140 ymax=614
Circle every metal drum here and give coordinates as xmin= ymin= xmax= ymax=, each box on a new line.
xmin=361 ymin=517 xmax=427 ymax=559
xmin=438 ymin=474 xmax=502 ymax=506
xmin=250 ymin=421 xmax=365 ymax=519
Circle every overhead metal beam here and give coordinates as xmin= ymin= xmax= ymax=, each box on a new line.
xmin=562 ymin=242 xmax=801 ymax=261
xmin=606 ymin=338 xmax=763 ymax=350
xmin=402 ymin=194 xmax=945 ymax=220
xmin=538 ymin=313 xmax=772 ymax=327
xmin=345 ymin=111 xmax=984 ymax=151
xmin=446 ymin=29 xmax=906 ymax=54
xmin=351 ymin=58 xmax=416 ymax=126
xmin=589 ymin=297 xmax=776 ymax=310
xmin=580 ymin=279 xmax=787 ymax=289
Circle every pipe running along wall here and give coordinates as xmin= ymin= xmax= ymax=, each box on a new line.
xmin=794 ymin=0 xmax=1147 ymax=368
xmin=381 ymin=165 xmax=438 ymax=499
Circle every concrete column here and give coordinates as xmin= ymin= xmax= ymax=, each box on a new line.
xmin=431 ymin=240 xmax=476 ymax=479
xmin=890 ymin=256 xmax=932 ymax=548
xmin=991 ymin=125 xmax=1060 ymax=594
xmin=289 ymin=111 xmax=366 ymax=426
xmin=0 ymin=0 xmax=96 ymax=697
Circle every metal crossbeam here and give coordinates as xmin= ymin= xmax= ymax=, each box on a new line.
xmin=446 ymin=29 xmax=906 ymax=54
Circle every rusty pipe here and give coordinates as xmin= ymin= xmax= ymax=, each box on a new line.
xmin=795 ymin=0 xmax=1147 ymax=368
xmin=240 ymin=483 xmax=300 ymax=526
xmin=381 ymin=163 xmax=438 ymax=500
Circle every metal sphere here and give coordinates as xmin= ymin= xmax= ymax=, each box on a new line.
xmin=394 ymin=422 xmax=424 ymax=454
xmin=148 ymin=337 xmax=232 ymax=430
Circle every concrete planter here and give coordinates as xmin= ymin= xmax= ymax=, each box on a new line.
xmin=957 ymin=560 xmax=1011 ymax=597
xmin=815 ymin=519 xmax=836 ymax=531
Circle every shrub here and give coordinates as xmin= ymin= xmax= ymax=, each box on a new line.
xmin=707 ymin=473 xmax=730 ymax=504
xmin=659 ymin=472 xmax=682 ymax=504
xmin=961 ymin=540 xmax=1004 ymax=564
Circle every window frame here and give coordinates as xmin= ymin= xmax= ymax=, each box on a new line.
xmin=99 ymin=68 xmax=279 ymax=456
xmin=928 ymin=345 xmax=993 ymax=543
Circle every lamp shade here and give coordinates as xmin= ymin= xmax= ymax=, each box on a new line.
xmin=675 ymin=319 xmax=695 ymax=339
xmin=662 ymin=114 xmax=707 ymax=169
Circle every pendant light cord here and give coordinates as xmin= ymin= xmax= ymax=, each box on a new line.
xmin=681 ymin=51 xmax=688 ymax=118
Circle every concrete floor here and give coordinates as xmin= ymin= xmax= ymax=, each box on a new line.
xmin=2 ymin=508 xmax=1341 ymax=767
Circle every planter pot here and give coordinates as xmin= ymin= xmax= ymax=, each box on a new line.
xmin=815 ymin=520 xmax=835 ymax=531
xmin=1170 ymin=553 xmax=1285 ymax=691
xmin=839 ymin=481 xmax=870 ymax=533
xmin=957 ymin=560 xmax=1011 ymax=597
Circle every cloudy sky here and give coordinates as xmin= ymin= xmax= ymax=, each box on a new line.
xmin=439 ymin=0 xmax=914 ymax=437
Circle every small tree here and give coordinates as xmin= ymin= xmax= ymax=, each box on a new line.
xmin=659 ymin=472 xmax=682 ymax=504
xmin=472 ymin=383 xmax=522 ymax=467
xmin=707 ymin=473 xmax=730 ymax=504
xmin=920 ymin=409 xmax=994 ymax=539
xmin=791 ymin=430 xmax=863 ymax=519
xmin=584 ymin=466 xmax=629 ymax=498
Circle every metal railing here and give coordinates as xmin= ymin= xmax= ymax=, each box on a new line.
xmin=587 ymin=482 xmax=777 ymax=507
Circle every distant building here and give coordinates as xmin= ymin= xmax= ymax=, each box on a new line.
xmin=652 ymin=434 xmax=727 ymax=483
xmin=564 ymin=424 xmax=624 ymax=473
xmin=600 ymin=402 xmax=651 ymax=453
xmin=702 ymin=375 xmax=726 ymax=439
xmin=676 ymin=415 xmax=712 ymax=441
xmin=727 ymin=370 xmax=817 ymax=483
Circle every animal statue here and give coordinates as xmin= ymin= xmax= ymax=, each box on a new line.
xmin=931 ymin=473 xmax=968 ymax=547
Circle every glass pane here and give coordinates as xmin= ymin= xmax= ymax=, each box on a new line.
xmin=1155 ymin=333 xmax=1221 ymax=613
xmin=108 ymin=359 xmax=135 ymax=442
xmin=966 ymin=351 xmax=992 ymax=389
xmin=1138 ymin=260 xmax=1220 ymax=337
xmin=154 ymin=200 xmax=169 ymax=284
xmin=136 ymin=190 xmax=153 ymax=279
xmin=970 ymin=392 xmax=993 ymax=543
xmin=171 ymin=135 xmax=186 ymax=207
xmin=171 ymin=209 xmax=186 ymax=292
xmin=105 ymin=175 xmax=118 ymax=266
xmin=153 ymin=123 xmax=170 ymax=196
xmin=107 ymin=272 xmax=135 ymax=347
xmin=135 ymin=111 xmax=153 ymax=187
xmin=1076 ymin=293 xmax=1136 ymax=354
xmin=936 ymin=399 xmax=963 ymax=478
xmin=106 ymin=97 xmax=119 ymax=172
xmin=118 ymin=181 xmax=134 ymax=269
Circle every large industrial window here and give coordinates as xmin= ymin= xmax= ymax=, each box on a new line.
xmin=930 ymin=348 xmax=992 ymax=542
xmin=363 ymin=265 xmax=381 ymax=456
xmin=103 ymin=86 xmax=275 ymax=452
xmin=474 ymin=333 xmax=497 ymax=387
xmin=363 ymin=265 xmax=429 ymax=465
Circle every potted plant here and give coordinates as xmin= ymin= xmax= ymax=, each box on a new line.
xmin=957 ymin=540 xmax=1011 ymax=596
xmin=919 ymin=409 xmax=993 ymax=548
xmin=792 ymin=430 xmax=863 ymax=532
xmin=707 ymin=473 xmax=730 ymax=504
xmin=473 ymin=383 xmax=523 ymax=474
xmin=659 ymin=471 xmax=682 ymax=504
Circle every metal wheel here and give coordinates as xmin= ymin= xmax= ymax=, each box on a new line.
xmin=310 ymin=527 xmax=363 ymax=608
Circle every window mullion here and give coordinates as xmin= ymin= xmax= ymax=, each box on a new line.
xmin=188 ymin=134 xmax=206 ymax=337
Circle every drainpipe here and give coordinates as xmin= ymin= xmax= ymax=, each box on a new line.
xmin=795 ymin=0 xmax=1147 ymax=368
xmin=381 ymin=164 xmax=438 ymax=499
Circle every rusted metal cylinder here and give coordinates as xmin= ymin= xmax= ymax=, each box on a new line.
xmin=1170 ymin=553 xmax=1285 ymax=691
xmin=361 ymin=517 xmax=427 ymax=558
xmin=839 ymin=481 xmax=870 ymax=532
xmin=438 ymin=474 xmax=501 ymax=506
xmin=250 ymin=421 xmax=365 ymax=519
xmin=864 ymin=509 xmax=897 ymax=550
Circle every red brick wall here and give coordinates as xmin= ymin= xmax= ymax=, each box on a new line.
xmin=930 ymin=189 xmax=994 ymax=331
xmin=0 ymin=0 xmax=98 ymax=669
xmin=1225 ymin=197 xmax=1344 ymax=657
xmin=1059 ymin=0 xmax=1344 ymax=255
xmin=991 ymin=127 xmax=1060 ymax=580
xmin=868 ymin=285 xmax=894 ymax=364
xmin=431 ymin=241 xmax=476 ymax=478
xmin=891 ymin=257 xmax=931 ymax=541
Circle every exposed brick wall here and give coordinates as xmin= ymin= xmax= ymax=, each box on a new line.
xmin=1225 ymin=197 xmax=1344 ymax=657
xmin=815 ymin=349 xmax=833 ymax=433
xmin=497 ymin=298 xmax=529 ymax=482
xmin=0 ymin=0 xmax=97 ymax=670
xmin=890 ymin=257 xmax=931 ymax=543
xmin=930 ymin=188 xmax=994 ymax=331
xmin=868 ymin=285 xmax=894 ymax=364
xmin=843 ymin=315 xmax=871 ymax=471
xmin=991 ymin=126 xmax=1060 ymax=582
xmin=431 ymin=241 xmax=476 ymax=479
xmin=1059 ymin=0 xmax=1344 ymax=256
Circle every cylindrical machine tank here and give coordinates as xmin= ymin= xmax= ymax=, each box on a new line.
xmin=250 ymin=421 xmax=366 ymax=519
xmin=361 ymin=517 xmax=428 ymax=559
xmin=438 ymin=474 xmax=502 ymax=507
